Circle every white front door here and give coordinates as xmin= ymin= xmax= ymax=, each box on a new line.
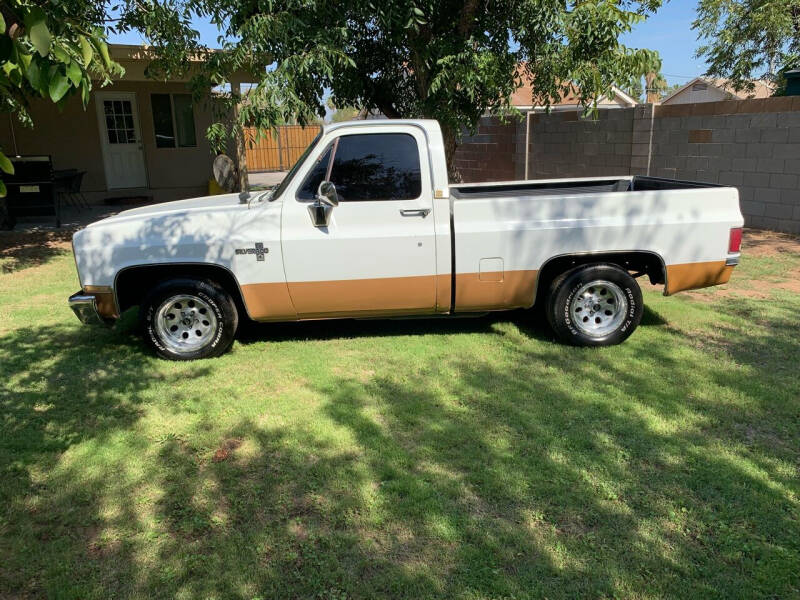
xmin=95 ymin=92 xmax=147 ymax=189
xmin=280 ymin=126 xmax=440 ymax=318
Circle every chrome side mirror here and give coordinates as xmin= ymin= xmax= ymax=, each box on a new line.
xmin=308 ymin=181 xmax=338 ymax=227
xmin=316 ymin=181 xmax=338 ymax=206
xmin=308 ymin=202 xmax=333 ymax=228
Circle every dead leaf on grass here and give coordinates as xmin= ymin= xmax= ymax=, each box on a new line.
xmin=212 ymin=438 xmax=243 ymax=462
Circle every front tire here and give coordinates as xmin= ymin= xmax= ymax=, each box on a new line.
xmin=140 ymin=278 xmax=238 ymax=360
xmin=546 ymin=264 xmax=643 ymax=347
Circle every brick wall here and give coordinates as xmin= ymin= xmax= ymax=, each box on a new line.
xmin=455 ymin=97 xmax=800 ymax=234
xmin=453 ymin=116 xmax=524 ymax=182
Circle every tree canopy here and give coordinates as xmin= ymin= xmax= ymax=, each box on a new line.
xmin=0 ymin=1 xmax=666 ymax=176
xmin=693 ymin=0 xmax=800 ymax=93
xmin=110 ymin=0 xmax=663 ymax=162
xmin=0 ymin=1 xmax=121 ymax=195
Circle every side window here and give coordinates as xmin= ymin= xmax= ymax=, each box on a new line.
xmin=151 ymin=93 xmax=197 ymax=148
xmin=330 ymin=133 xmax=421 ymax=201
xmin=298 ymin=146 xmax=332 ymax=200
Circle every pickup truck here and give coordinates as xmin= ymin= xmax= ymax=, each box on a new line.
xmin=69 ymin=119 xmax=743 ymax=360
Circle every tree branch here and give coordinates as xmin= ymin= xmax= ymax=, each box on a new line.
xmin=793 ymin=5 xmax=800 ymax=43
xmin=375 ymin=99 xmax=400 ymax=119
xmin=458 ymin=0 xmax=481 ymax=37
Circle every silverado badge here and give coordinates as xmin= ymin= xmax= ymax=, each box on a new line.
xmin=235 ymin=242 xmax=269 ymax=261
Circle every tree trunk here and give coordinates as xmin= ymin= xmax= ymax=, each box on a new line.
xmin=230 ymin=81 xmax=249 ymax=197
xmin=793 ymin=5 xmax=800 ymax=46
xmin=440 ymin=123 xmax=462 ymax=183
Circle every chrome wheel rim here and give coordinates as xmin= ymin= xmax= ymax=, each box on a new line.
xmin=154 ymin=294 xmax=218 ymax=354
xmin=570 ymin=280 xmax=628 ymax=338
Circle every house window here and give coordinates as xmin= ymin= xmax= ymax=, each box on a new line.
xmin=103 ymin=99 xmax=136 ymax=144
xmin=151 ymin=93 xmax=197 ymax=148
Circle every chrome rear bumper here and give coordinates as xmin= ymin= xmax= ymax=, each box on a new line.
xmin=68 ymin=291 xmax=107 ymax=325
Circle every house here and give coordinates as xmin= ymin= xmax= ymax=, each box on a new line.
xmin=510 ymin=69 xmax=638 ymax=111
xmin=0 ymin=44 xmax=240 ymax=205
xmin=661 ymin=77 xmax=774 ymax=105
xmin=360 ymin=65 xmax=638 ymax=121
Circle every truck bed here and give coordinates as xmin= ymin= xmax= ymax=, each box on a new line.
xmin=449 ymin=173 xmax=742 ymax=311
xmin=450 ymin=175 xmax=721 ymax=199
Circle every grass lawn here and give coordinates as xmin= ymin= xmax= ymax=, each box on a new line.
xmin=1 ymin=228 xmax=799 ymax=599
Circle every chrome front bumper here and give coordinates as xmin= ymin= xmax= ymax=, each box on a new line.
xmin=68 ymin=291 xmax=107 ymax=325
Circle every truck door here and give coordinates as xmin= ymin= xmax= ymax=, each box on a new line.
xmin=281 ymin=126 xmax=439 ymax=318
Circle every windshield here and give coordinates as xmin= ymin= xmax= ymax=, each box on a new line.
xmin=270 ymin=129 xmax=323 ymax=200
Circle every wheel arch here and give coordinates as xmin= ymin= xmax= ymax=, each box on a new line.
xmin=534 ymin=250 xmax=666 ymax=306
xmin=114 ymin=262 xmax=251 ymax=320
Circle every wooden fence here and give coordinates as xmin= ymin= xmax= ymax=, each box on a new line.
xmin=244 ymin=125 xmax=320 ymax=172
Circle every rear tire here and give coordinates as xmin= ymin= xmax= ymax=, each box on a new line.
xmin=140 ymin=278 xmax=238 ymax=360
xmin=546 ymin=264 xmax=642 ymax=347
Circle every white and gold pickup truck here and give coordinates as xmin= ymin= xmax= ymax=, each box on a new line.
xmin=69 ymin=119 xmax=743 ymax=360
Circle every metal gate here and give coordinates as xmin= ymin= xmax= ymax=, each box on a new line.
xmin=244 ymin=125 xmax=320 ymax=172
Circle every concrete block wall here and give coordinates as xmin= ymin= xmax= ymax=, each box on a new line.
xmin=455 ymin=97 xmax=800 ymax=234
xmin=452 ymin=116 xmax=525 ymax=183
xmin=630 ymin=104 xmax=655 ymax=176
xmin=649 ymin=99 xmax=800 ymax=232
xmin=527 ymin=108 xmax=635 ymax=179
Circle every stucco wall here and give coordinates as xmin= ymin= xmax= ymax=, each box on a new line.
xmin=0 ymin=81 xmax=220 ymax=203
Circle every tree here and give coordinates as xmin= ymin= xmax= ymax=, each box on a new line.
xmin=659 ymin=82 xmax=684 ymax=101
xmin=627 ymin=79 xmax=645 ymax=102
xmin=329 ymin=104 xmax=361 ymax=123
xmin=111 ymin=0 xmax=663 ymax=170
xmin=693 ymin=0 xmax=800 ymax=93
xmin=0 ymin=1 xmax=121 ymax=197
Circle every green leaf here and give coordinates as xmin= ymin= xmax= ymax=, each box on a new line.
xmin=25 ymin=60 xmax=47 ymax=94
xmin=0 ymin=180 xmax=6 ymax=198
xmin=90 ymin=36 xmax=111 ymax=68
xmin=0 ymin=152 xmax=14 ymax=175
xmin=52 ymin=45 xmax=70 ymax=64
xmin=48 ymin=69 xmax=70 ymax=102
xmin=0 ymin=13 xmax=5 ymax=35
xmin=80 ymin=77 xmax=89 ymax=105
xmin=66 ymin=60 xmax=82 ymax=86
xmin=17 ymin=48 xmax=31 ymax=70
xmin=99 ymin=42 xmax=111 ymax=68
xmin=79 ymin=36 xmax=92 ymax=65
xmin=26 ymin=8 xmax=52 ymax=58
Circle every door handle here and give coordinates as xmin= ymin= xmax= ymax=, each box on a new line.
xmin=400 ymin=208 xmax=431 ymax=218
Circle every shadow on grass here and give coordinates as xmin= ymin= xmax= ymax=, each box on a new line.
xmin=236 ymin=304 xmax=667 ymax=348
xmin=0 ymin=228 xmax=76 ymax=273
xmin=1 ymin=297 xmax=798 ymax=598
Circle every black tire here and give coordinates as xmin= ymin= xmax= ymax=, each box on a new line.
xmin=139 ymin=278 xmax=238 ymax=360
xmin=546 ymin=263 xmax=643 ymax=347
